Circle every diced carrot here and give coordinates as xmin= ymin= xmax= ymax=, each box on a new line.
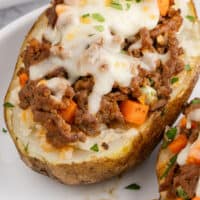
xmin=180 ymin=117 xmax=187 ymax=128
xmin=188 ymin=141 xmax=200 ymax=165
xmin=55 ymin=4 xmax=68 ymax=16
xmin=157 ymin=0 xmax=170 ymax=16
xmin=19 ymin=73 xmax=28 ymax=87
xmin=120 ymin=100 xmax=149 ymax=125
xmin=59 ymin=100 xmax=77 ymax=123
xmin=168 ymin=134 xmax=188 ymax=154
xmin=192 ymin=197 xmax=200 ymax=200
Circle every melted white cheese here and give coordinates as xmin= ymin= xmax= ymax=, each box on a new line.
xmin=30 ymin=0 xmax=161 ymax=114
xmin=177 ymin=134 xmax=200 ymax=166
xmin=188 ymin=109 xmax=200 ymax=122
xmin=177 ymin=143 xmax=191 ymax=165
xmin=176 ymin=0 xmax=200 ymax=57
xmin=46 ymin=77 xmax=70 ymax=101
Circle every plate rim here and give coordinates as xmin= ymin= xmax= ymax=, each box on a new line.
xmin=0 ymin=5 xmax=48 ymax=40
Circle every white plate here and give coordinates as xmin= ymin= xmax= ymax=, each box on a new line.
xmin=0 ymin=0 xmax=34 ymax=9
xmin=0 ymin=5 xmax=199 ymax=200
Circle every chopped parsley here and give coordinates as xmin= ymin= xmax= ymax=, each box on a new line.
xmin=166 ymin=127 xmax=177 ymax=140
xmin=191 ymin=99 xmax=200 ymax=104
xmin=185 ymin=64 xmax=191 ymax=71
xmin=135 ymin=0 xmax=142 ymax=2
xmin=186 ymin=15 xmax=196 ymax=22
xmin=92 ymin=13 xmax=105 ymax=22
xmin=162 ymin=127 xmax=177 ymax=148
xmin=126 ymin=3 xmax=131 ymax=10
xmin=120 ymin=50 xmax=127 ymax=54
xmin=176 ymin=186 xmax=189 ymax=200
xmin=94 ymin=25 xmax=104 ymax=32
xmin=4 ymin=102 xmax=14 ymax=108
xmin=24 ymin=143 xmax=29 ymax=153
xmin=160 ymin=155 xmax=177 ymax=179
xmin=125 ymin=183 xmax=141 ymax=190
xmin=2 ymin=128 xmax=7 ymax=133
xmin=82 ymin=13 xmax=90 ymax=18
xmin=171 ymin=77 xmax=179 ymax=84
xmin=110 ymin=1 xmax=123 ymax=10
xmin=90 ymin=144 xmax=99 ymax=152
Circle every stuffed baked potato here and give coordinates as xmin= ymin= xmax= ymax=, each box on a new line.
xmin=4 ymin=0 xmax=200 ymax=185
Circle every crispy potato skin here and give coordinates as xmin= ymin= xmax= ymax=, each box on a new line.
xmin=4 ymin=3 xmax=200 ymax=185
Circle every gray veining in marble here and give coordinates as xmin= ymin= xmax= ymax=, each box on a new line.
xmin=0 ymin=1 xmax=49 ymax=28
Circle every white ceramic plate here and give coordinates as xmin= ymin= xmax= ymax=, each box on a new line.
xmin=0 ymin=0 xmax=34 ymax=9
xmin=0 ymin=5 xmax=199 ymax=200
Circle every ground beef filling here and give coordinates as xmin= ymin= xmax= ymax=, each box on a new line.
xmin=160 ymin=164 xmax=200 ymax=199
xmin=18 ymin=5 xmax=185 ymax=147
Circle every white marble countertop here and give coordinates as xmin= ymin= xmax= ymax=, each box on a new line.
xmin=0 ymin=1 xmax=49 ymax=28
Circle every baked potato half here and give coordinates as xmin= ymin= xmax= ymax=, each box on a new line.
xmin=4 ymin=0 xmax=200 ymax=185
xmin=156 ymin=98 xmax=200 ymax=200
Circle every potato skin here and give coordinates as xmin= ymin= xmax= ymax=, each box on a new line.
xmin=4 ymin=4 xmax=200 ymax=185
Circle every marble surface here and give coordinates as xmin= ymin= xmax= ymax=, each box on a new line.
xmin=0 ymin=1 xmax=49 ymax=28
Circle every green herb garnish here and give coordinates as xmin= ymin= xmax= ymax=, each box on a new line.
xmin=171 ymin=77 xmax=179 ymax=84
xmin=185 ymin=64 xmax=191 ymax=71
xmin=24 ymin=143 xmax=29 ymax=153
xmin=176 ymin=186 xmax=189 ymax=200
xmin=4 ymin=102 xmax=14 ymax=108
xmin=135 ymin=0 xmax=142 ymax=2
xmin=120 ymin=50 xmax=127 ymax=54
xmin=2 ymin=128 xmax=7 ymax=133
xmin=110 ymin=1 xmax=123 ymax=10
xmin=186 ymin=15 xmax=196 ymax=22
xmin=92 ymin=13 xmax=105 ymax=22
xmin=166 ymin=127 xmax=177 ymax=140
xmin=162 ymin=127 xmax=177 ymax=148
xmin=126 ymin=3 xmax=131 ymax=10
xmin=94 ymin=25 xmax=104 ymax=32
xmin=160 ymin=155 xmax=177 ymax=179
xmin=125 ymin=183 xmax=141 ymax=190
xmin=90 ymin=144 xmax=99 ymax=152
xmin=82 ymin=13 xmax=90 ymax=18
xmin=191 ymin=99 xmax=200 ymax=104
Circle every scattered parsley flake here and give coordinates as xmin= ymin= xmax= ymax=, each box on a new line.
xmin=125 ymin=183 xmax=141 ymax=190
xmin=176 ymin=186 xmax=189 ymax=200
xmin=94 ymin=25 xmax=104 ymax=32
xmin=90 ymin=144 xmax=99 ymax=152
xmin=186 ymin=15 xmax=196 ymax=22
xmin=110 ymin=1 xmax=123 ymax=10
xmin=92 ymin=13 xmax=105 ymax=22
xmin=191 ymin=99 xmax=200 ymax=104
xmin=162 ymin=127 xmax=177 ymax=148
xmin=120 ymin=50 xmax=127 ymax=54
xmin=2 ymin=128 xmax=7 ymax=133
xmin=82 ymin=13 xmax=90 ymax=18
xmin=185 ymin=64 xmax=191 ymax=71
xmin=24 ymin=143 xmax=29 ymax=153
xmin=166 ymin=127 xmax=177 ymax=140
xmin=171 ymin=77 xmax=179 ymax=84
xmin=126 ymin=3 xmax=131 ymax=10
xmin=160 ymin=155 xmax=177 ymax=179
xmin=4 ymin=102 xmax=14 ymax=108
